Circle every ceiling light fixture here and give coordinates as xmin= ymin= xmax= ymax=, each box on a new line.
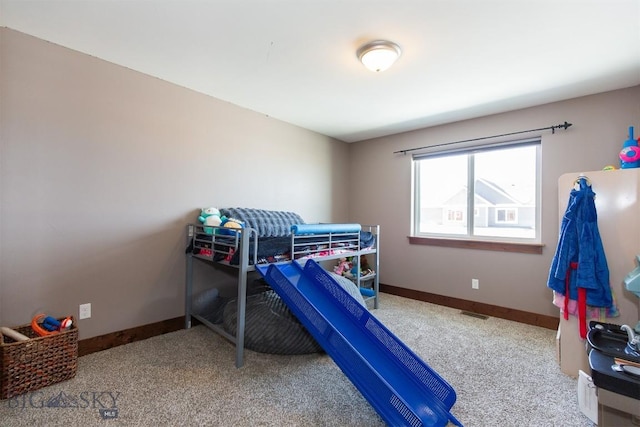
xmin=357 ymin=40 xmax=401 ymax=72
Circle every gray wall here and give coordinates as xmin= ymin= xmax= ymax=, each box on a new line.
xmin=2 ymin=26 xmax=639 ymax=339
xmin=0 ymin=28 xmax=349 ymax=338
xmin=349 ymin=85 xmax=640 ymax=317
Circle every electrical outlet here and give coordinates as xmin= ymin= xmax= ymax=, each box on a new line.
xmin=472 ymin=279 xmax=479 ymax=290
xmin=79 ymin=303 xmax=91 ymax=319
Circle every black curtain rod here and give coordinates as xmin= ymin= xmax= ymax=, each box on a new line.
xmin=393 ymin=121 xmax=573 ymax=155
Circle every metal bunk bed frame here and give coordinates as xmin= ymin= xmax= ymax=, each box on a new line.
xmin=184 ymin=223 xmax=380 ymax=368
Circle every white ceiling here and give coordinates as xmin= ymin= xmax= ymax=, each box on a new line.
xmin=2 ymin=0 xmax=639 ymax=142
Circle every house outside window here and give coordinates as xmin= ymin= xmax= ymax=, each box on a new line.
xmin=496 ymin=208 xmax=518 ymax=224
xmin=412 ymin=139 xmax=541 ymax=242
xmin=446 ymin=209 xmax=464 ymax=223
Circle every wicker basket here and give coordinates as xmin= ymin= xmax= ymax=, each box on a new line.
xmin=0 ymin=317 xmax=78 ymax=399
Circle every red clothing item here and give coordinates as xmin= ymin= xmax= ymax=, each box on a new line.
xmin=564 ymin=262 xmax=587 ymax=338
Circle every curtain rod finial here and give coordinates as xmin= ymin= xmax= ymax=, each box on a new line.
xmin=552 ymin=121 xmax=572 ymax=134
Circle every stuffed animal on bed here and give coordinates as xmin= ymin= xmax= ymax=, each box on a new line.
xmin=334 ymin=258 xmax=352 ymax=276
xmin=198 ymin=207 xmax=222 ymax=235
xmin=219 ymin=216 xmax=244 ymax=235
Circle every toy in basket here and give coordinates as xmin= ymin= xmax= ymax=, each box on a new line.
xmin=30 ymin=314 xmax=73 ymax=336
xmin=0 ymin=315 xmax=78 ymax=399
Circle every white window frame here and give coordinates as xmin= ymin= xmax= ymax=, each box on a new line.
xmin=412 ymin=138 xmax=541 ymax=243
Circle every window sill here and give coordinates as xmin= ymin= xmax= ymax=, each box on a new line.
xmin=408 ymin=236 xmax=544 ymax=254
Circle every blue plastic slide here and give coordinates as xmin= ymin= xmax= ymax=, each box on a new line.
xmin=256 ymin=260 xmax=463 ymax=427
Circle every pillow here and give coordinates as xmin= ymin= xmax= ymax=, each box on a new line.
xmin=327 ymin=272 xmax=367 ymax=307
xmin=220 ymin=208 xmax=305 ymax=237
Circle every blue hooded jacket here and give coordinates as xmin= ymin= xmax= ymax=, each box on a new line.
xmin=547 ymin=178 xmax=613 ymax=308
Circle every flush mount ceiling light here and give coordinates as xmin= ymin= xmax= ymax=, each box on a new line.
xmin=357 ymin=40 xmax=402 ymax=72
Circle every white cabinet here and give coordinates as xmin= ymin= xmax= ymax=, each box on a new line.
xmin=555 ymin=169 xmax=640 ymax=377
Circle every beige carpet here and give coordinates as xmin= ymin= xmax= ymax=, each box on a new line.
xmin=0 ymin=293 xmax=593 ymax=426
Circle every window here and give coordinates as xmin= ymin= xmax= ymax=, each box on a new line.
xmin=412 ymin=140 xmax=540 ymax=243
